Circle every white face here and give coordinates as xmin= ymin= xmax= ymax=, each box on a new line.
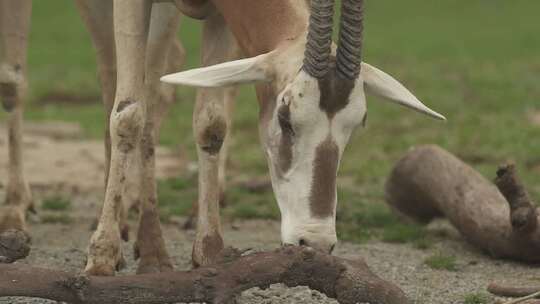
xmin=161 ymin=44 xmax=445 ymax=254
xmin=262 ymin=70 xmax=367 ymax=253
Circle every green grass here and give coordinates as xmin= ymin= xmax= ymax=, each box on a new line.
xmin=463 ymin=293 xmax=489 ymax=304
xmin=41 ymin=196 xmax=71 ymax=211
xmin=381 ymin=223 xmax=426 ymax=244
xmin=157 ymin=176 xmax=198 ymax=222
xmin=41 ymin=214 xmax=73 ymax=225
xmin=1 ymin=1 xmax=539 ymax=243
xmin=424 ymin=253 xmax=458 ymax=271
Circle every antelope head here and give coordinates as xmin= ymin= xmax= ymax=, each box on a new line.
xmin=162 ymin=0 xmax=445 ymax=253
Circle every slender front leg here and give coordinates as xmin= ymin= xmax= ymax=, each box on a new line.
xmin=0 ymin=0 xmax=32 ymax=233
xmin=132 ymin=2 xmax=181 ymax=274
xmin=75 ymin=0 xmax=116 ymax=184
xmin=75 ymin=0 xmax=135 ymax=241
xmin=192 ymin=13 xmax=240 ymax=267
xmin=161 ymin=38 xmax=185 ymax=106
xmin=84 ymin=0 xmax=151 ymax=276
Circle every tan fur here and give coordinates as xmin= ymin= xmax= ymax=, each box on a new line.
xmin=192 ymin=12 xmax=240 ymax=267
xmin=210 ymin=0 xmax=308 ymax=56
xmin=0 ymin=0 xmax=33 ymax=233
xmin=85 ymin=0 xmax=184 ymax=275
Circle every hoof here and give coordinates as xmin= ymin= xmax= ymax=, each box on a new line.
xmin=136 ymin=258 xmax=173 ymax=274
xmin=133 ymin=241 xmax=173 ymax=274
xmin=84 ymin=254 xmax=126 ymax=276
xmin=89 ymin=218 xmax=98 ymax=231
xmin=0 ymin=229 xmax=31 ymax=263
xmin=85 ymin=226 xmax=124 ymax=276
xmin=182 ymin=216 xmax=196 ymax=230
xmin=84 ymin=263 xmax=115 ymax=276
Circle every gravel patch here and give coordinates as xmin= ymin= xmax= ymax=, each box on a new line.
xmin=2 ymin=214 xmax=538 ymax=304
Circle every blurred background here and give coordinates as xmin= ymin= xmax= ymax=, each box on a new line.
xmin=1 ymin=0 xmax=539 ymax=244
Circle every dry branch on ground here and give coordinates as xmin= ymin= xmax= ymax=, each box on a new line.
xmin=0 ymin=246 xmax=408 ymax=304
xmin=488 ymin=283 xmax=540 ymax=298
xmin=385 ymin=145 xmax=540 ymax=263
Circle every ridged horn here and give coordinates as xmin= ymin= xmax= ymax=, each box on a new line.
xmin=302 ymin=0 xmax=336 ymax=79
xmin=336 ymin=0 xmax=364 ymax=80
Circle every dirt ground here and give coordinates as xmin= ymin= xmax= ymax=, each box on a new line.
xmin=1 ymin=122 xmax=539 ymax=304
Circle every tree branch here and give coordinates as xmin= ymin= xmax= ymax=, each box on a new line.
xmin=495 ymin=164 xmax=538 ymax=233
xmin=0 ymin=246 xmax=409 ymax=304
xmin=385 ymin=145 xmax=540 ymax=262
xmin=488 ymin=283 xmax=540 ymax=298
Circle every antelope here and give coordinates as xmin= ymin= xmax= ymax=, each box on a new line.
xmin=2 ymin=0 xmax=445 ymax=276
xmin=162 ymin=0 xmax=445 ymax=265
xmin=83 ymin=0 xmax=445 ymax=275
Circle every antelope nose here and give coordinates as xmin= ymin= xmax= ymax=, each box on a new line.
xmin=298 ymin=238 xmax=336 ymax=254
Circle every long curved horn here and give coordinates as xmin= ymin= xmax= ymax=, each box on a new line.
xmin=336 ymin=0 xmax=364 ymax=80
xmin=302 ymin=0 xmax=335 ymax=79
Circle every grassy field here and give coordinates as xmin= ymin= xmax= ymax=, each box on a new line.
xmin=2 ymin=0 xmax=539 ymax=245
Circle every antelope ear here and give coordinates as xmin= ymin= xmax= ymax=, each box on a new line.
xmin=161 ymin=53 xmax=273 ymax=88
xmin=361 ymin=62 xmax=446 ymax=121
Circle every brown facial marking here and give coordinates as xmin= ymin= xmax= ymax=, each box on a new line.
xmin=277 ymin=104 xmax=294 ymax=172
xmin=318 ymin=58 xmax=355 ymax=118
xmin=310 ymin=137 xmax=339 ymax=218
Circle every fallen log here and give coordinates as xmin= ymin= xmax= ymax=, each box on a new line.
xmin=385 ymin=145 xmax=540 ymax=262
xmin=0 ymin=229 xmax=30 ymax=263
xmin=488 ymin=283 xmax=540 ymax=298
xmin=0 ymin=246 xmax=409 ymax=304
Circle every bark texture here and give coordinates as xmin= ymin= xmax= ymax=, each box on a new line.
xmin=385 ymin=145 xmax=540 ymax=262
xmin=0 ymin=246 xmax=408 ymax=304
xmin=0 ymin=229 xmax=30 ymax=263
xmin=488 ymin=283 xmax=540 ymax=298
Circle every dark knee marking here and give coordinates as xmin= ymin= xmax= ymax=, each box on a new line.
xmin=113 ymin=99 xmax=142 ymax=153
xmin=0 ymin=83 xmax=18 ymax=112
xmin=116 ymin=99 xmax=136 ymax=113
xmin=309 ymin=137 xmax=339 ymax=218
xmin=0 ymin=64 xmax=25 ymax=112
xmin=198 ymin=117 xmax=227 ymax=155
